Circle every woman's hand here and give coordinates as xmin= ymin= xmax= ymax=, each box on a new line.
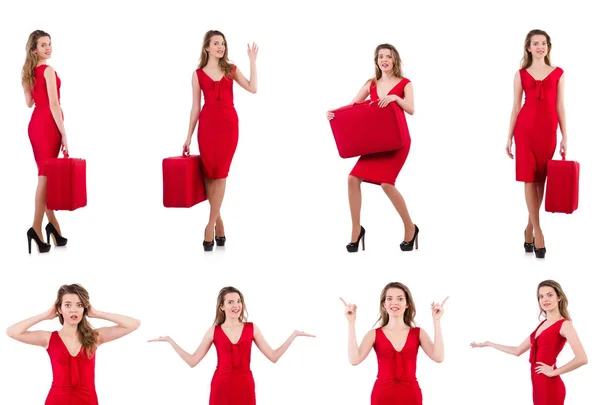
xmin=431 ymin=297 xmax=449 ymax=321
xmin=560 ymin=137 xmax=567 ymax=156
xmin=535 ymin=362 xmax=556 ymax=377
xmin=182 ymin=137 xmax=192 ymax=154
xmin=470 ymin=341 xmax=490 ymax=348
xmin=378 ymin=94 xmax=399 ymax=108
xmin=61 ymin=136 xmax=69 ymax=156
xmin=292 ymin=330 xmax=316 ymax=338
xmin=505 ymin=137 xmax=514 ymax=159
xmin=247 ymin=42 xmax=259 ymax=62
xmin=326 ymin=111 xmax=335 ymax=120
xmin=148 ymin=336 xmax=173 ymax=344
xmin=87 ymin=305 xmax=99 ymax=319
xmin=45 ymin=305 xmax=58 ymax=321
xmin=339 ymin=297 xmax=357 ymax=322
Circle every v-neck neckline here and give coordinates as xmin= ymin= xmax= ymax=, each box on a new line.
xmin=524 ymin=67 xmax=557 ymax=82
xmin=220 ymin=323 xmax=245 ymax=345
xmin=56 ymin=331 xmax=82 ymax=358
xmin=375 ymin=79 xmax=404 ymax=100
xmin=534 ymin=318 xmax=563 ymax=340
xmin=381 ymin=327 xmax=411 ymax=352
xmin=201 ymin=68 xmax=224 ymax=82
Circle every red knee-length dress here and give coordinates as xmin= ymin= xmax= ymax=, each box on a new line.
xmin=210 ymin=322 xmax=256 ymax=405
xmin=514 ymin=67 xmax=563 ymax=183
xmin=46 ymin=331 xmax=98 ymax=405
xmin=196 ymin=66 xmax=239 ymax=179
xmin=28 ymin=64 xmax=62 ymax=176
xmin=371 ymin=327 xmax=422 ymax=405
xmin=530 ymin=319 xmax=567 ymax=405
xmin=350 ymin=78 xmax=412 ymax=185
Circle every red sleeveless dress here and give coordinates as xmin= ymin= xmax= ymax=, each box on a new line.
xmin=350 ymin=78 xmax=412 ymax=185
xmin=28 ymin=65 xmax=62 ymax=176
xmin=530 ymin=319 xmax=567 ymax=405
xmin=371 ymin=327 xmax=422 ymax=405
xmin=196 ymin=66 xmax=239 ymax=180
xmin=210 ymin=322 xmax=255 ymax=405
xmin=45 ymin=331 xmax=98 ymax=405
xmin=514 ymin=67 xmax=563 ymax=183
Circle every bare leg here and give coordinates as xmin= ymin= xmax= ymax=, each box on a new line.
xmin=204 ymin=179 xmax=226 ymax=241
xmin=525 ymin=183 xmax=544 ymax=243
xmin=205 ymin=179 xmax=225 ymax=237
xmin=381 ymin=183 xmax=415 ymax=241
xmin=32 ymin=177 xmax=47 ymax=242
xmin=348 ymin=175 xmax=362 ymax=241
xmin=524 ymin=182 xmax=545 ymax=248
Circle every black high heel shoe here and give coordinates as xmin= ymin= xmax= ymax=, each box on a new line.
xmin=346 ymin=226 xmax=365 ymax=252
xmin=27 ymin=228 xmax=51 ymax=254
xmin=215 ymin=227 xmax=226 ymax=247
xmin=46 ymin=223 xmax=68 ymax=247
xmin=524 ymin=230 xmax=534 ymax=253
xmin=400 ymin=224 xmax=419 ymax=251
xmin=203 ymin=227 xmax=215 ymax=251
xmin=534 ymin=245 xmax=546 ymax=259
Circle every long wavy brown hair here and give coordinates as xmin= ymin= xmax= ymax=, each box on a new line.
xmin=376 ymin=282 xmax=416 ymax=328
xmin=521 ymin=29 xmax=552 ymax=69
xmin=22 ymin=30 xmax=51 ymax=91
xmin=198 ymin=30 xmax=234 ymax=79
xmin=372 ymin=43 xmax=404 ymax=82
xmin=213 ymin=286 xmax=248 ymax=326
xmin=537 ymin=280 xmax=571 ymax=321
xmin=55 ymin=284 xmax=99 ymax=358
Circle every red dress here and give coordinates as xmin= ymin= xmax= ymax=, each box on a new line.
xmin=196 ymin=66 xmax=239 ymax=179
xmin=210 ymin=322 xmax=255 ymax=405
xmin=46 ymin=331 xmax=98 ymax=405
xmin=529 ymin=319 xmax=567 ymax=405
xmin=28 ymin=65 xmax=62 ymax=176
xmin=371 ymin=327 xmax=422 ymax=405
xmin=514 ymin=67 xmax=563 ymax=183
xmin=350 ymin=78 xmax=412 ymax=185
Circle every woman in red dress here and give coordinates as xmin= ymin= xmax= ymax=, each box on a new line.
xmin=471 ymin=280 xmax=588 ymax=405
xmin=506 ymin=29 xmax=568 ymax=258
xmin=182 ymin=30 xmax=258 ymax=251
xmin=148 ymin=286 xmax=315 ymax=405
xmin=328 ymin=44 xmax=418 ymax=253
xmin=22 ymin=30 xmax=69 ymax=253
xmin=341 ymin=282 xmax=448 ymax=405
xmin=5 ymin=284 xmax=141 ymax=404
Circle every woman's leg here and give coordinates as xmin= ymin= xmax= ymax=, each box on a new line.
xmin=381 ymin=183 xmax=415 ymax=241
xmin=524 ymin=182 xmax=545 ymax=248
xmin=348 ymin=175 xmax=362 ymax=242
xmin=525 ymin=183 xmax=545 ymax=243
xmin=205 ymin=178 xmax=226 ymax=242
xmin=32 ymin=177 xmax=47 ymax=241
xmin=205 ymin=179 xmax=225 ymax=237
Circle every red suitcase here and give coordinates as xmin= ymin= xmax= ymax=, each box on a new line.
xmin=162 ymin=149 xmax=207 ymax=208
xmin=46 ymin=152 xmax=87 ymax=211
xmin=329 ymin=100 xmax=408 ymax=158
xmin=545 ymin=153 xmax=579 ymax=214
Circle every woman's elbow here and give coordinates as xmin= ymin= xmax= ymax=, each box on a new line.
xmin=579 ymin=354 xmax=588 ymax=366
xmin=434 ymin=355 xmax=444 ymax=363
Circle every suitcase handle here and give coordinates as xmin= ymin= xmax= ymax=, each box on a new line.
xmin=182 ymin=147 xmax=190 ymax=157
xmin=561 ymin=151 xmax=566 ymax=160
xmin=61 ymin=150 xmax=70 ymax=158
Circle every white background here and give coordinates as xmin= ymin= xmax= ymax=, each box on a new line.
xmin=0 ymin=0 xmax=598 ymax=404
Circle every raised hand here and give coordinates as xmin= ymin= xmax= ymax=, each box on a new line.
xmin=87 ymin=305 xmax=99 ymax=319
xmin=45 ymin=305 xmax=58 ymax=321
xmin=148 ymin=336 xmax=172 ymax=343
xmin=247 ymin=42 xmax=259 ymax=62
xmin=293 ymin=330 xmax=316 ymax=338
xmin=378 ymin=94 xmax=398 ymax=108
xmin=470 ymin=341 xmax=490 ymax=348
xmin=431 ymin=297 xmax=449 ymax=320
xmin=339 ymin=297 xmax=357 ymax=322
xmin=326 ymin=111 xmax=335 ymax=120
xmin=535 ymin=361 xmax=555 ymax=377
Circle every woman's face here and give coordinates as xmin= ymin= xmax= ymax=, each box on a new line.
xmin=383 ymin=287 xmax=408 ymax=318
xmin=377 ymin=48 xmax=394 ymax=74
xmin=34 ymin=36 xmax=52 ymax=60
xmin=58 ymin=293 xmax=85 ymax=325
xmin=206 ymin=35 xmax=226 ymax=59
xmin=221 ymin=292 xmax=242 ymax=319
xmin=528 ymin=34 xmax=548 ymax=59
xmin=538 ymin=286 xmax=560 ymax=313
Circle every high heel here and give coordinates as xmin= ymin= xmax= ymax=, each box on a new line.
xmin=215 ymin=227 xmax=226 ymax=247
xmin=534 ymin=246 xmax=546 ymax=259
xmin=400 ymin=224 xmax=419 ymax=251
xmin=204 ymin=227 xmax=215 ymax=251
xmin=46 ymin=223 xmax=68 ymax=247
xmin=346 ymin=226 xmax=365 ymax=253
xmin=27 ymin=228 xmax=51 ymax=254
xmin=524 ymin=230 xmax=534 ymax=253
